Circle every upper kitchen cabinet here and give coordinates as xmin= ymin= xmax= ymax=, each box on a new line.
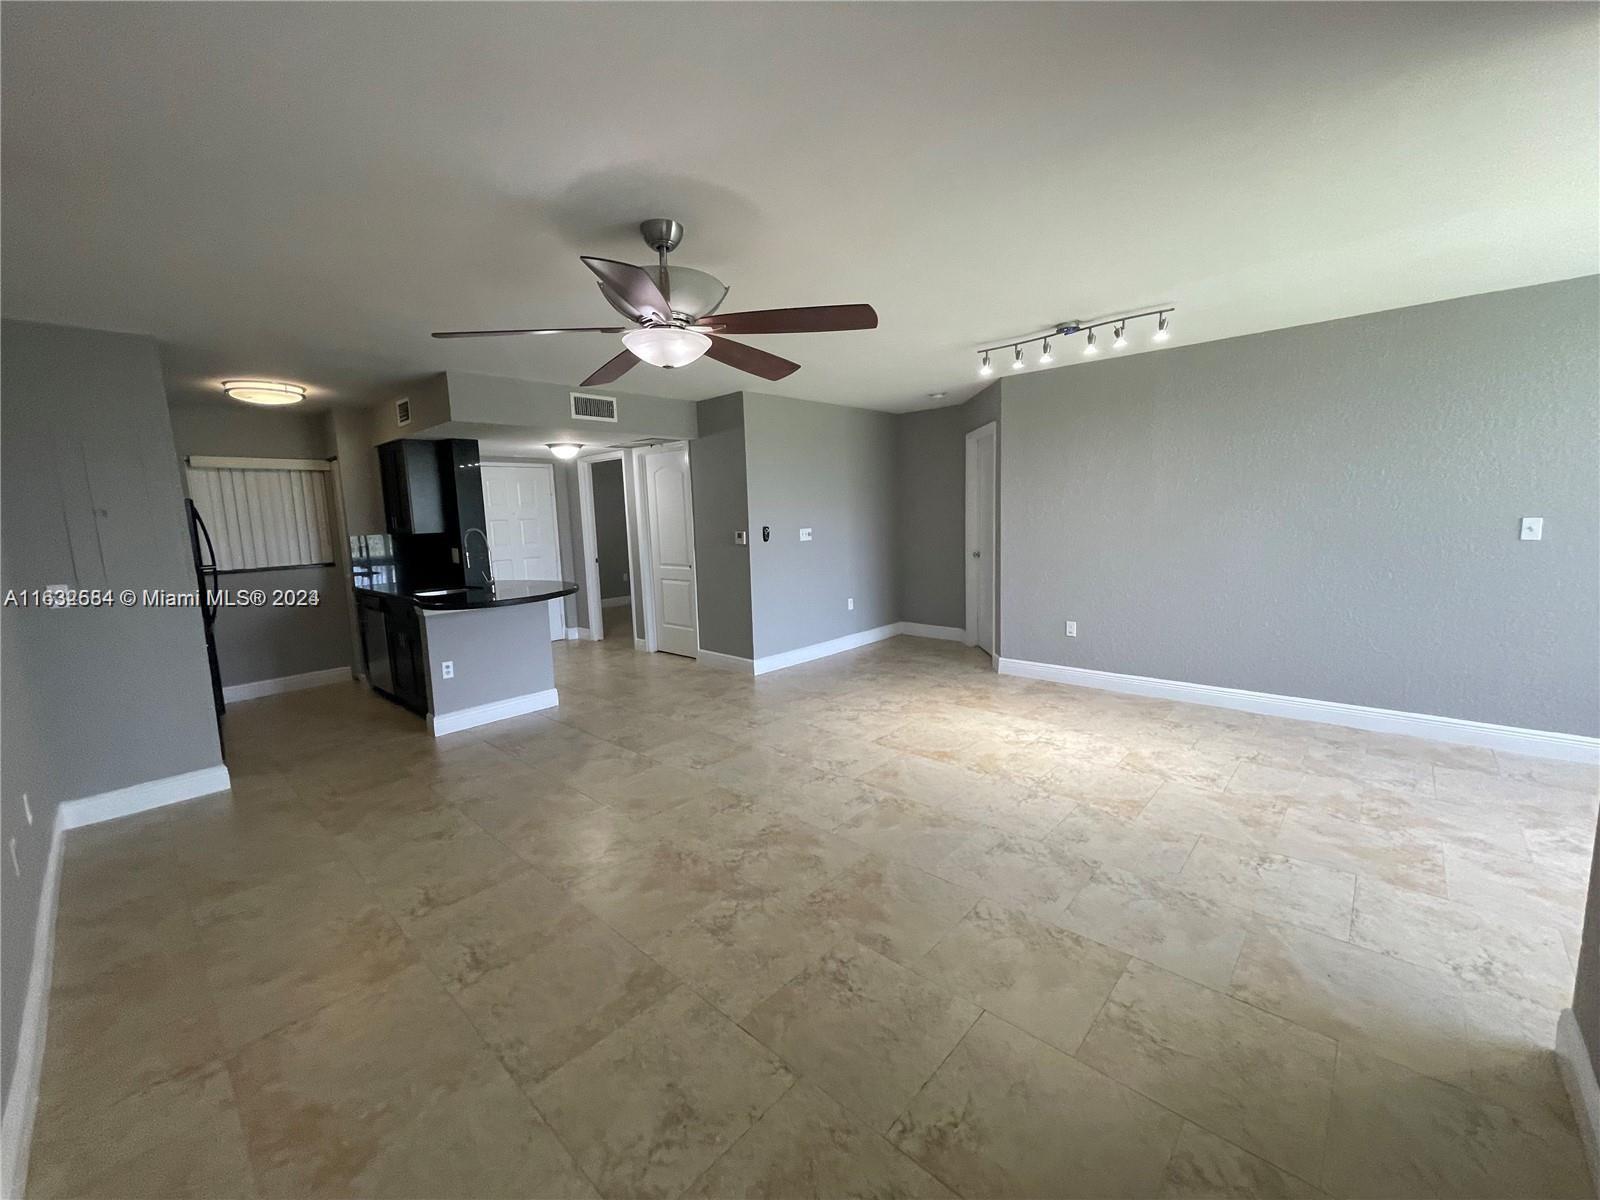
xmin=377 ymin=438 xmax=445 ymax=535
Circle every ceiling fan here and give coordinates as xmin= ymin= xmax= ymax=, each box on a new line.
xmin=433 ymin=218 xmax=878 ymax=387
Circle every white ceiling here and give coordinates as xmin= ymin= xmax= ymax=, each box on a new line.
xmin=3 ymin=3 xmax=1595 ymax=413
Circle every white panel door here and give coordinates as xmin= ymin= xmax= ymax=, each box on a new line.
xmin=643 ymin=446 xmax=699 ymax=658
xmin=481 ymin=463 xmax=565 ymax=640
xmin=966 ymin=424 xmax=997 ymax=656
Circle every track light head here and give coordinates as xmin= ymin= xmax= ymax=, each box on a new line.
xmin=979 ymin=351 xmax=993 ymax=377
xmin=1082 ymin=329 xmax=1099 ymax=356
xmin=1038 ymin=339 xmax=1054 ymax=365
xmin=1011 ymin=346 xmax=1026 ymax=371
xmin=1112 ymin=322 xmax=1128 ymax=350
xmin=1152 ymin=312 xmax=1171 ymax=343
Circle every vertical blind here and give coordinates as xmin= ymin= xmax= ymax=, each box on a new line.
xmin=185 ymin=456 xmax=336 ymax=571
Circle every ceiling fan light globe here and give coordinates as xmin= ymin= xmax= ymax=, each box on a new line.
xmin=547 ymin=443 xmax=582 ymax=461
xmin=622 ymin=326 xmax=713 ymax=368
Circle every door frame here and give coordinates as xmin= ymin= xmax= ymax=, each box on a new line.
xmin=633 ymin=441 xmax=700 ymax=658
xmin=964 ymin=421 xmax=998 ymax=657
xmin=575 ymin=449 xmax=640 ymax=642
xmin=480 ymin=460 xmax=566 ymax=640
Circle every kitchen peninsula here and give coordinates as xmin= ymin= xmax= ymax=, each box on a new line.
xmin=354 ymin=574 xmax=578 ymax=735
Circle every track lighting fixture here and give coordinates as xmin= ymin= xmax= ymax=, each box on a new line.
xmin=973 ymin=307 xmax=1175 ymax=375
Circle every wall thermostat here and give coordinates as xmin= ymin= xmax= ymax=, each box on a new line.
xmin=734 ymin=530 xmax=748 ymax=545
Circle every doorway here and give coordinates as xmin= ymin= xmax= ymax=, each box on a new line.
xmin=635 ymin=443 xmax=700 ymax=658
xmin=576 ymin=450 xmax=640 ymax=643
xmin=965 ymin=421 xmax=997 ymax=657
xmin=481 ymin=462 xmax=566 ymax=640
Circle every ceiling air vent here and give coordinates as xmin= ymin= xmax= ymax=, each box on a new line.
xmin=395 ymin=397 xmax=412 ymax=427
xmin=571 ymin=392 xmax=618 ymax=422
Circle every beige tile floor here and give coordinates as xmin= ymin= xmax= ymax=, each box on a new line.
xmin=27 ymin=634 xmax=1600 ymax=1199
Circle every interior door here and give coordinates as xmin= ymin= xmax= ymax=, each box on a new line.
xmin=642 ymin=446 xmax=699 ymax=658
xmin=481 ymin=463 xmax=565 ymax=640
xmin=966 ymin=424 xmax=997 ymax=655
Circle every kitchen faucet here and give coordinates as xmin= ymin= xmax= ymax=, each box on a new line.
xmin=463 ymin=527 xmax=495 ymax=586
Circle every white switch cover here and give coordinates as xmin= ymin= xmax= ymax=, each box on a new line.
xmin=1520 ymin=517 xmax=1543 ymax=541
xmin=441 ymin=661 xmax=455 ymax=679
xmin=847 ymin=597 xmax=854 ymax=611
xmin=799 ymin=527 xmax=813 ymax=542
xmin=1064 ymin=621 xmax=1078 ymax=638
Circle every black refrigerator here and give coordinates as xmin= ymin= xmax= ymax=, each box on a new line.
xmin=186 ymin=499 xmax=226 ymax=748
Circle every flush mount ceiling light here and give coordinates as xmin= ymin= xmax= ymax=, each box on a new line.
xmin=222 ymin=380 xmax=305 ymax=406
xmin=620 ymin=326 xmax=713 ymax=369
xmin=547 ymin=443 xmax=583 ymax=460
xmin=974 ymin=307 xmax=1175 ymax=375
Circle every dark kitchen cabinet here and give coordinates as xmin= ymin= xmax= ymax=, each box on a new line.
xmin=378 ymin=439 xmax=445 ymax=535
xmin=357 ymin=591 xmax=428 ymax=716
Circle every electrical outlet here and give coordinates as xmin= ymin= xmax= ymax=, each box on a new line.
xmin=799 ymin=527 xmax=813 ymax=542
xmin=847 ymin=597 xmax=854 ymax=611
xmin=1064 ymin=621 xmax=1078 ymax=637
xmin=441 ymin=661 xmax=455 ymax=679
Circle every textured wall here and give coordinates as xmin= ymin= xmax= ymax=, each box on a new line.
xmin=743 ymin=392 xmax=897 ymax=659
xmin=1000 ymin=278 xmax=1600 ymax=734
xmin=894 ymin=384 xmax=1000 ymax=630
xmin=1 ymin=320 xmax=224 ymax=1106
xmin=418 ymin=603 xmax=556 ymax=714
xmin=167 ymin=403 xmax=351 ymax=686
xmin=689 ymin=394 xmax=754 ymax=659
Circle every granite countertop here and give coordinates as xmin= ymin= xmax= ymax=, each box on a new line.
xmin=354 ymin=577 xmax=578 ymax=610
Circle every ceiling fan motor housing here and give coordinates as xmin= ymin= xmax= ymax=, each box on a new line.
xmin=639 ymin=218 xmax=684 ymax=254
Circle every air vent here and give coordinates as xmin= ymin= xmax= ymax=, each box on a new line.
xmin=571 ymin=392 xmax=618 ymax=422
xmin=395 ymin=397 xmax=412 ymax=427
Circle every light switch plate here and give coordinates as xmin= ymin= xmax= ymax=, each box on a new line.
xmin=1520 ymin=517 xmax=1543 ymax=541
xmin=1064 ymin=621 xmax=1078 ymax=638
xmin=799 ymin=528 xmax=813 ymax=542
xmin=734 ymin=530 xmax=748 ymax=546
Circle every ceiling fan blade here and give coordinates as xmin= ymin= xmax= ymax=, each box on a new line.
xmin=580 ymin=257 xmax=673 ymax=322
xmin=704 ymin=336 xmax=800 ymax=381
xmin=432 ymin=326 xmax=626 ymax=338
xmin=695 ymin=303 xmax=877 ymax=335
xmin=582 ymin=347 xmax=641 ymax=387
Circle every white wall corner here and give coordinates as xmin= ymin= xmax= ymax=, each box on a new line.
xmin=222 ymin=666 xmax=351 ymax=704
xmin=428 ymin=688 xmax=559 ymax=736
xmin=58 ymin=764 xmax=233 ymax=831
xmin=996 ymin=657 xmax=1600 ymax=764
xmin=0 ymin=814 xmax=64 ymax=1200
xmin=1557 ymin=1009 xmax=1600 ymax=1195
xmin=896 ymin=622 xmax=967 ymax=642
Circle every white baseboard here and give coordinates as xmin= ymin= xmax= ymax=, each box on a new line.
xmin=57 ymin=764 xmax=233 ymax=831
xmin=753 ymin=624 xmax=901 ymax=676
xmin=897 ymin=622 xmax=966 ymax=642
xmin=429 ymin=688 xmax=559 ymax=736
xmin=223 ymin=666 xmax=350 ymax=703
xmin=0 ymin=813 xmax=63 ymax=1200
xmin=996 ymin=657 xmax=1600 ymax=764
xmin=696 ymin=648 xmax=755 ymax=673
xmin=1557 ymin=1009 xmax=1600 ymax=1192
xmin=601 ymin=597 xmax=631 ymax=609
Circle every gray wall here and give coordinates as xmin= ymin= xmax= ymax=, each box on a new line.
xmin=419 ymin=604 xmax=556 ymax=715
xmin=1 ymin=320 xmax=224 ymax=1107
xmin=439 ymin=370 xmax=698 ymax=443
xmin=743 ymin=392 xmax=897 ymax=659
xmin=1575 ymin=818 xmax=1600 ymax=1082
xmin=1000 ymin=277 xmax=1600 ymax=735
xmin=167 ymin=403 xmax=352 ymax=687
xmin=593 ymin=459 xmax=630 ymax=600
xmin=894 ymin=383 xmax=1000 ymax=630
xmin=690 ymin=394 xmax=754 ymax=659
